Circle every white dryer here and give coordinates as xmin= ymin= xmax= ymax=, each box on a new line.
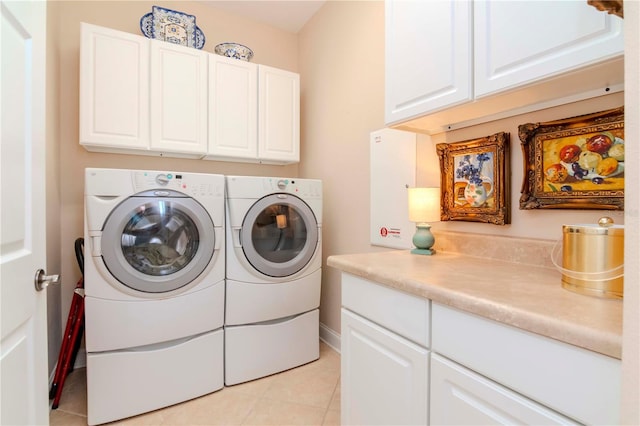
xmin=225 ymin=175 xmax=322 ymax=385
xmin=84 ymin=168 xmax=225 ymax=425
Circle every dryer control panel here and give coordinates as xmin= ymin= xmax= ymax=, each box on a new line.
xmin=263 ymin=178 xmax=322 ymax=199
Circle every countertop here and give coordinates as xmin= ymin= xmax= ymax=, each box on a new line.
xmin=327 ymin=250 xmax=623 ymax=359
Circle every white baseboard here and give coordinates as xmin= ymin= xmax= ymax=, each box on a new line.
xmin=319 ymin=322 xmax=341 ymax=354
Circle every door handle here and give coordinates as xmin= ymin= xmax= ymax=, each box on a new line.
xmin=34 ymin=269 xmax=60 ymax=291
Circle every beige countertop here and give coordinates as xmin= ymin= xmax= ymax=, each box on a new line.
xmin=327 ymin=250 xmax=623 ymax=359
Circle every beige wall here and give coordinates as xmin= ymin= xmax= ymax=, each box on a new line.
xmin=298 ymin=1 xmax=389 ymax=334
xmin=51 ymin=1 xmax=301 ymax=354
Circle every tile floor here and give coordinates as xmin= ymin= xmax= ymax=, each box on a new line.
xmin=50 ymin=342 xmax=340 ymax=426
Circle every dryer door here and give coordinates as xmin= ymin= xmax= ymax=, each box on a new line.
xmin=241 ymin=193 xmax=319 ymax=277
xmin=101 ymin=190 xmax=215 ymax=293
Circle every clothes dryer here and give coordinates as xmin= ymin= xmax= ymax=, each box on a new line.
xmin=84 ymin=168 xmax=225 ymax=425
xmin=225 ymin=176 xmax=322 ymax=385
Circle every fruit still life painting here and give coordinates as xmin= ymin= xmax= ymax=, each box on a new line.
xmin=519 ymin=106 xmax=624 ymax=210
xmin=542 ymin=130 xmax=624 ymax=193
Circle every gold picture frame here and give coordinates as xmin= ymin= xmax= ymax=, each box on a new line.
xmin=519 ymin=106 xmax=624 ymax=210
xmin=436 ymin=132 xmax=510 ymax=225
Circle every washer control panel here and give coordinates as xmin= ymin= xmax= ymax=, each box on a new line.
xmin=133 ymin=171 xmax=224 ymax=198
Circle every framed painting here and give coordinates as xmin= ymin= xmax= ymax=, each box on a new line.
xmin=519 ymin=106 xmax=624 ymax=210
xmin=436 ymin=132 xmax=510 ymax=225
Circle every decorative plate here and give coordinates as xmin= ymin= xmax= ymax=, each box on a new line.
xmin=140 ymin=12 xmax=204 ymax=49
xmin=214 ymin=42 xmax=254 ymax=61
xmin=138 ymin=6 xmax=205 ymax=49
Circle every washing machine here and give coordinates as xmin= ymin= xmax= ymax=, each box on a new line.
xmin=84 ymin=168 xmax=225 ymax=425
xmin=224 ymin=175 xmax=322 ymax=385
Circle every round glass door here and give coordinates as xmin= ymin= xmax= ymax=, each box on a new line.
xmin=241 ymin=193 xmax=318 ymax=277
xmin=101 ymin=191 xmax=215 ymax=293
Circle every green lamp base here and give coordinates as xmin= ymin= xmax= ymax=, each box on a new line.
xmin=411 ymin=248 xmax=436 ymax=256
xmin=411 ymin=223 xmax=436 ymax=255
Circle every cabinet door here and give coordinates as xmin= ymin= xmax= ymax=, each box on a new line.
xmin=431 ymin=354 xmax=579 ymax=425
xmin=432 ymin=303 xmax=621 ymax=425
xmin=150 ymin=40 xmax=208 ymax=156
xmin=80 ymin=23 xmax=150 ymax=151
xmin=474 ymin=0 xmax=624 ymax=97
xmin=385 ymin=0 xmax=472 ymax=125
xmin=207 ymin=55 xmax=258 ymax=160
xmin=258 ymin=65 xmax=300 ymax=164
xmin=341 ymin=308 xmax=428 ymax=426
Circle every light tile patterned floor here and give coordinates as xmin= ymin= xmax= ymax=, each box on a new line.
xmin=50 ymin=342 xmax=340 ymax=426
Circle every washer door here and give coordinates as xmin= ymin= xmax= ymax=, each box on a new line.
xmin=241 ymin=193 xmax=318 ymax=278
xmin=101 ymin=190 xmax=215 ymax=293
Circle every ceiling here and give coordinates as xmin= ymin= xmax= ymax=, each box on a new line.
xmin=201 ymin=1 xmax=326 ymax=34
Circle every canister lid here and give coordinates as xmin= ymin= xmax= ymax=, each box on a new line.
xmin=563 ymin=217 xmax=624 ymax=236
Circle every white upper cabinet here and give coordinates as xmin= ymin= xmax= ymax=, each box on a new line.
xmin=207 ymin=54 xmax=258 ymax=161
xmin=206 ymin=62 xmax=300 ymax=164
xmin=474 ymin=0 xmax=624 ymax=97
xmin=258 ymin=65 xmax=300 ymax=164
xmin=385 ymin=0 xmax=472 ymax=125
xmin=80 ymin=23 xmax=150 ymax=152
xmin=150 ymin=40 xmax=208 ymax=155
xmin=385 ymin=0 xmax=624 ymax=133
xmin=80 ymin=23 xmax=206 ymax=158
xmin=80 ymin=23 xmax=300 ymax=163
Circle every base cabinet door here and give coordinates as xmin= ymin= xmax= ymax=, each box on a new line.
xmin=341 ymin=308 xmax=428 ymax=426
xmin=430 ymin=354 xmax=579 ymax=425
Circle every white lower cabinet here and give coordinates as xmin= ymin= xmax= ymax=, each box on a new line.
xmin=430 ymin=354 xmax=577 ymax=425
xmin=431 ymin=303 xmax=621 ymax=425
xmin=341 ymin=309 xmax=429 ymax=425
xmin=341 ymin=273 xmax=430 ymax=426
xmin=339 ymin=273 xmax=621 ymax=426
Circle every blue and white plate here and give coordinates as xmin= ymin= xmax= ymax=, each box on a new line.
xmin=139 ymin=8 xmax=205 ymax=49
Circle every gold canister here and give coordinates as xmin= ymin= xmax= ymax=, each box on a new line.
xmin=561 ymin=217 xmax=624 ymax=298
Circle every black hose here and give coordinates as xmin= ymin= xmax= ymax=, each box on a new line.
xmin=74 ymin=238 xmax=84 ymax=276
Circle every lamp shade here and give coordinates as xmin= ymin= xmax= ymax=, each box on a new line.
xmin=408 ymin=187 xmax=441 ymax=223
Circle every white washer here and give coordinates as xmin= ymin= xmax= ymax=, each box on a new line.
xmin=84 ymin=168 xmax=225 ymax=425
xmin=224 ymin=175 xmax=322 ymax=385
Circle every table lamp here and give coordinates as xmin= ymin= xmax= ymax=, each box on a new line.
xmin=408 ymin=187 xmax=441 ymax=255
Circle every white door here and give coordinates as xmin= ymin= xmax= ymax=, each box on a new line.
xmin=1 ymin=1 xmax=50 ymax=425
